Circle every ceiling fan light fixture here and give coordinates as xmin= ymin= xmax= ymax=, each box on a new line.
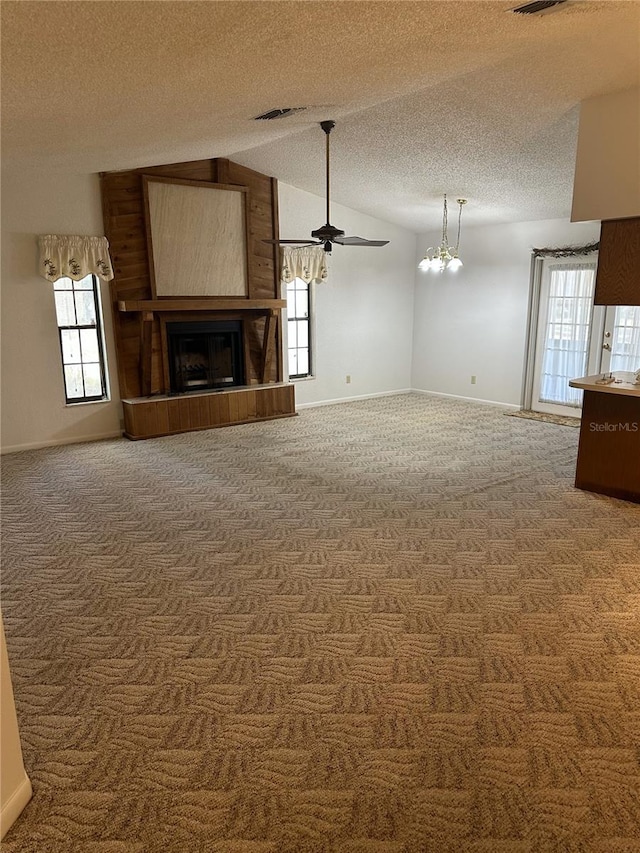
xmin=265 ymin=121 xmax=390 ymax=253
xmin=418 ymin=195 xmax=467 ymax=274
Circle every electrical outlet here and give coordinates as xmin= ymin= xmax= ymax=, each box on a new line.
xmin=346 ymin=375 xmax=351 ymax=384
xmin=471 ymin=375 xmax=477 ymax=385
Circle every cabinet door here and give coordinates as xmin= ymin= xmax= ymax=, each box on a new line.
xmin=594 ymin=217 xmax=640 ymax=305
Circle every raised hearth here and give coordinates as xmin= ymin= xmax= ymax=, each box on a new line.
xmin=122 ymin=383 xmax=296 ymax=439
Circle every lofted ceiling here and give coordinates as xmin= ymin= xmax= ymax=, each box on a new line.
xmin=1 ymin=1 xmax=638 ymax=229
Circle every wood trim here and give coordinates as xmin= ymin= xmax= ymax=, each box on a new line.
xmin=139 ymin=312 xmax=154 ymax=396
xmin=271 ymin=177 xmax=284 ymax=382
xmin=118 ymin=298 xmax=286 ymax=312
xmin=159 ymin=318 xmax=171 ymax=393
xmin=271 ymin=177 xmax=281 ymax=292
xmin=261 ymin=310 xmax=277 ymax=383
xmin=241 ymin=318 xmax=252 ymax=387
xmin=101 ymin=172 xmax=132 ymax=399
xmin=215 ymin=159 xmax=231 ymax=184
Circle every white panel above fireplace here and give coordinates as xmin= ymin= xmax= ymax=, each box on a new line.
xmin=144 ymin=177 xmax=248 ymax=297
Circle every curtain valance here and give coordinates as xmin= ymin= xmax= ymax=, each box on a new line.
xmin=532 ymin=242 xmax=599 ymax=259
xmin=280 ymin=245 xmax=328 ymax=285
xmin=38 ymin=235 xmax=114 ymax=283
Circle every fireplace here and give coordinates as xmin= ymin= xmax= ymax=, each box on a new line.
xmin=166 ymin=320 xmax=245 ymax=394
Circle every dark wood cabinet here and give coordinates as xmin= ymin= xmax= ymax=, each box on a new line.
xmin=594 ymin=216 xmax=640 ymax=305
xmin=574 ymin=391 xmax=640 ymax=503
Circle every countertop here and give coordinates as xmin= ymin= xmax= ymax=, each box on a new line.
xmin=569 ymin=371 xmax=640 ymax=398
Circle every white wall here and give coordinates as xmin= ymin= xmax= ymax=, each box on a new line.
xmin=1 ymin=168 xmax=122 ymax=453
xmin=1 ymin=617 xmax=32 ymax=839
xmin=411 ymin=218 xmax=601 ymax=406
xmin=572 ymin=87 xmax=640 ymax=223
xmin=278 ymin=183 xmax=416 ymax=407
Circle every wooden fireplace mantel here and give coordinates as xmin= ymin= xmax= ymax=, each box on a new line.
xmin=118 ymin=298 xmax=286 ymax=312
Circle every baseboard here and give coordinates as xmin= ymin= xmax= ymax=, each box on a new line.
xmin=412 ymin=388 xmax=520 ymax=409
xmin=296 ymin=389 xmax=413 ymax=410
xmin=1 ymin=430 xmax=122 ymax=455
xmin=0 ymin=772 xmax=32 ymax=840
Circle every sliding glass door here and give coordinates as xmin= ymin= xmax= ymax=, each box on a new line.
xmin=528 ymin=256 xmax=640 ymax=417
xmin=531 ymin=258 xmax=600 ymax=417
xmin=600 ymin=305 xmax=640 ymax=374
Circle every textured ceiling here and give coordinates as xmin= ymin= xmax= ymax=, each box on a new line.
xmin=1 ymin=1 xmax=638 ymax=229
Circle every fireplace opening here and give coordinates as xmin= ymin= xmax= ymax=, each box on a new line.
xmin=166 ymin=320 xmax=245 ymax=394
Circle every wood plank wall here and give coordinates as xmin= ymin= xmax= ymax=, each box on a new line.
xmin=100 ymin=159 xmax=282 ymax=399
xmin=123 ymin=384 xmax=295 ymax=440
xmin=594 ymin=217 xmax=640 ymax=305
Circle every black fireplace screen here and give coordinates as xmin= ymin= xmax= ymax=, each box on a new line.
xmin=167 ymin=321 xmax=244 ymax=393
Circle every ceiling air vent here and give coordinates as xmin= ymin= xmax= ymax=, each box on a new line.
xmin=253 ymin=107 xmax=307 ymax=121
xmin=511 ymin=0 xmax=567 ymax=13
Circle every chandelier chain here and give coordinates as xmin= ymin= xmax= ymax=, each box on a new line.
xmin=442 ymin=194 xmax=448 ymax=246
xmin=418 ymin=194 xmax=467 ymax=273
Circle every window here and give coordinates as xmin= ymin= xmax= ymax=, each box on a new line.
xmin=538 ymin=262 xmax=597 ymax=406
xmin=286 ymin=276 xmax=312 ymax=379
xmin=610 ymin=305 xmax=640 ymax=372
xmin=53 ymin=274 xmax=109 ymax=403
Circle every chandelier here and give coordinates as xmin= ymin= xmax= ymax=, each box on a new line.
xmin=418 ymin=195 xmax=467 ymax=272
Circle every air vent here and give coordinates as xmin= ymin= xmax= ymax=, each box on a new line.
xmin=512 ymin=0 xmax=567 ymax=13
xmin=253 ymin=107 xmax=307 ymax=121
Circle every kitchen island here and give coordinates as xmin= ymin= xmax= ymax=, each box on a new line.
xmin=569 ymin=371 xmax=640 ymax=502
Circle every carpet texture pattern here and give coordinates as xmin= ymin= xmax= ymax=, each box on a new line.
xmin=2 ymin=394 xmax=639 ymax=853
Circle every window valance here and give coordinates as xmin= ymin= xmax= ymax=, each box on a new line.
xmin=532 ymin=242 xmax=599 ymax=259
xmin=38 ymin=235 xmax=114 ymax=283
xmin=280 ymin=245 xmax=328 ymax=285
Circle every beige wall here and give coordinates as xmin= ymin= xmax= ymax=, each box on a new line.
xmin=571 ymin=87 xmax=640 ymax=223
xmin=1 ymin=167 xmax=122 ymax=453
xmin=1 ymin=617 xmax=32 ymax=838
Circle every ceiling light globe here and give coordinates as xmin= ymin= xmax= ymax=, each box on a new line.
xmin=418 ymin=257 xmax=431 ymax=271
xmin=448 ymin=257 xmax=463 ymax=271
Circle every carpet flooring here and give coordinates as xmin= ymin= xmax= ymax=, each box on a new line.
xmin=1 ymin=393 xmax=639 ymax=853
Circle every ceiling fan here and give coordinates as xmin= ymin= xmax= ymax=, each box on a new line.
xmin=267 ymin=120 xmax=390 ymax=253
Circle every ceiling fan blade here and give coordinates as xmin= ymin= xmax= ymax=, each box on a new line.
xmin=333 ymin=236 xmax=390 ymax=247
xmin=263 ymin=239 xmax=322 ymax=245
